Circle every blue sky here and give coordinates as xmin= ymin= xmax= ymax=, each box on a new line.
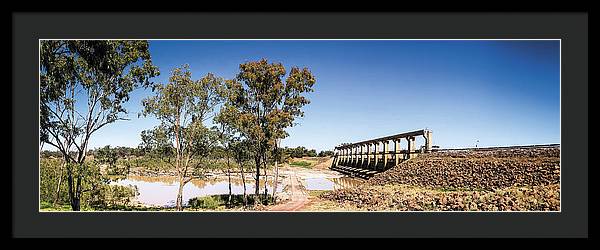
xmin=72 ymin=40 xmax=560 ymax=152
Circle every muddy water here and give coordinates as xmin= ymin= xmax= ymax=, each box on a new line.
xmin=112 ymin=175 xmax=283 ymax=207
xmin=112 ymin=174 xmax=362 ymax=207
xmin=304 ymin=177 xmax=363 ymax=191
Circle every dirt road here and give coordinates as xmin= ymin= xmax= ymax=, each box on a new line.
xmin=267 ymin=157 xmax=342 ymax=211
xmin=268 ymin=169 xmax=309 ymax=211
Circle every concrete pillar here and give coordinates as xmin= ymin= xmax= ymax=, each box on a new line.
xmin=333 ymin=149 xmax=338 ymax=166
xmin=347 ymin=147 xmax=351 ymax=164
xmin=424 ymin=130 xmax=433 ymax=152
xmin=347 ymin=147 xmax=350 ymax=165
xmin=407 ymin=136 xmax=416 ymax=159
xmin=355 ymin=145 xmax=359 ymax=166
xmin=394 ymin=139 xmax=401 ymax=166
xmin=382 ymin=140 xmax=388 ymax=170
xmin=374 ymin=142 xmax=379 ymax=170
xmin=346 ymin=147 xmax=350 ymax=164
xmin=351 ymin=146 xmax=356 ymax=166
xmin=356 ymin=145 xmax=360 ymax=167
xmin=361 ymin=144 xmax=369 ymax=167
xmin=366 ymin=143 xmax=371 ymax=168
xmin=359 ymin=144 xmax=364 ymax=168
xmin=355 ymin=146 xmax=359 ymax=165
xmin=346 ymin=147 xmax=350 ymax=165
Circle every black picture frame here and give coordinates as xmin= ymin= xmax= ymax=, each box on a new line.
xmin=12 ymin=12 xmax=588 ymax=238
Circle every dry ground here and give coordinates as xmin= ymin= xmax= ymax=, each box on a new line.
xmin=315 ymin=147 xmax=561 ymax=211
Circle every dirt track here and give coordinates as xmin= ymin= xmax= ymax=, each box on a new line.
xmin=268 ymin=169 xmax=309 ymax=211
xmin=268 ymin=158 xmax=340 ymax=211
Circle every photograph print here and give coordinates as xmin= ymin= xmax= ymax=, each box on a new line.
xmin=39 ymin=39 xmax=561 ymax=212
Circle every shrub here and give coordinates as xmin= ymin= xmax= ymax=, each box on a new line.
xmin=290 ymin=161 xmax=312 ymax=167
xmin=188 ymin=196 xmax=222 ymax=209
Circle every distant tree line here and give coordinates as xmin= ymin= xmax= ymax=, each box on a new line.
xmin=280 ymin=146 xmax=334 ymax=158
xmin=42 ymin=145 xmax=335 ymax=161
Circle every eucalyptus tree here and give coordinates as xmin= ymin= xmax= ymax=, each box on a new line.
xmin=215 ymin=103 xmax=256 ymax=207
xmin=40 ymin=40 xmax=159 ymax=210
xmin=230 ymin=139 xmax=253 ymax=206
xmin=214 ymin=113 xmax=238 ymax=207
xmin=220 ymin=59 xmax=316 ymax=204
xmin=140 ymin=64 xmax=224 ymax=211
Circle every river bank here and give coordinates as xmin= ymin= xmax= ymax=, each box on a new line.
xmin=105 ymin=157 xmax=349 ymax=210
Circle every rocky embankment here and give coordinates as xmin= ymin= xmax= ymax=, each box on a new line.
xmin=320 ymin=184 xmax=559 ymax=211
xmin=368 ymin=147 xmax=560 ymax=190
xmin=320 ymin=147 xmax=560 ymax=211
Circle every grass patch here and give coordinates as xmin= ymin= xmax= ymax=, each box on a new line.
xmin=308 ymin=190 xmax=330 ymax=197
xmin=188 ymin=194 xmax=275 ymax=210
xmin=92 ymin=205 xmax=166 ymax=211
xmin=40 ymin=201 xmax=73 ymax=211
xmin=289 ymin=161 xmax=313 ymax=168
xmin=39 ymin=201 xmax=165 ymax=211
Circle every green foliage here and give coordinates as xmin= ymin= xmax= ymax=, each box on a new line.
xmin=221 ymin=59 xmax=316 ymax=146
xmin=139 ymin=64 xmax=225 ymax=165
xmin=69 ymin=161 xmax=110 ymax=205
xmin=289 ymin=161 xmax=313 ymax=168
xmin=188 ymin=195 xmax=221 ymax=209
xmin=39 ymin=158 xmax=70 ymax=204
xmin=40 ymin=201 xmax=74 ymax=211
xmin=140 ymin=64 xmax=226 ymax=210
xmin=217 ymin=59 xmax=316 ymax=198
xmin=318 ymin=150 xmax=334 ymax=157
xmin=230 ymin=139 xmax=254 ymax=167
xmin=281 ymin=146 xmax=322 ymax=159
xmin=139 ymin=125 xmax=175 ymax=159
xmin=95 ymin=145 xmax=118 ymax=166
xmin=90 ymin=146 xmax=144 ymax=158
xmin=40 ymin=40 xmax=159 ymax=158
xmin=141 ymin=64 xmax=224 ymax=123
xmin=40 ymin=150 xmax=64 ymax=158
xmin=87 ymin=184 xmax=139 ymax=209
xmin=128 ymin=155 xmax=171 ymax=172
xmin=188 ymin=194 xmax=275 ymax=209
xmin=40 ymin=40 xmax=159 ymax=210
xmin=109 ymin=158 xmax=131 ymax=177
xmin=40 ymin=157 xmax=139 ymax=209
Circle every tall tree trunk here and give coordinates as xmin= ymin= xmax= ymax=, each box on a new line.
xmin=71 ymin=196 xmax=80 ymax=211
xmin=254 ymin=156 xmax=261 ymax=205
xmin=176 ymin=175 xmax=184 ymax=211
xmin=67 ymin=173 xmax=75 ymax=210
xmin=66 ymin=163 xmax=80 ymax=211
xmin=272 ymin=159 xmax=278 ymax=204
xmin=226 ymin=155 xmax=232 ymax=207
xmin=239 ymin=160 xmax=247 ymax=206
xmin=75 ymin=173 xmax=82 ymax=210
xmin=53 ymin=162 xmax=65 ymax=205
xmin=254 ymin=156 xmax=260 ymax=204
xmin=68 ymin=178 xmax=81 ymax=211
xmin=262 ymin=155 xmax=268 ymax=202
xmin=174 ymin=113 xmax=183 ymax=211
